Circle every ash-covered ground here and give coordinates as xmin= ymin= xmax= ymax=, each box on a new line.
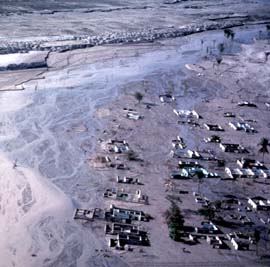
xmin=0 ymin=0 xmax=270 ymax=54
xmin=0 ymin=1 xmax=270 ymax=267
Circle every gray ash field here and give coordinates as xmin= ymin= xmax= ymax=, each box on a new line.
xmin=0 ymin=1 xmax=270 ymax=267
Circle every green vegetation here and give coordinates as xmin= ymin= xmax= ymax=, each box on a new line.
xmin=198 ymin=200 xmax=221 ymax=221
xmin=218 ymin=43 xmax=225 ymax=53
xmin=254 ymin=229 xmax=261 ymax=256
xmin=198 ymin=205 xmax=216 ymax=221
xmin=224 ymin=28 xmax=235 ymax=40
xmin=134 ymin=91 xmax=144 ymax=104
xmin=164 ymin=202 xmax=185 ymax=241
xmin=216 ymin=56 xmax=223 ymax=65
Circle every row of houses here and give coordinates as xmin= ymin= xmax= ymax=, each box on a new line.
xmin=168 ymin=98 xmax=269 ymax=254
xmin=225 ymin=167 xmax=270 ymax=179
xmin=74 ymin=204 xmax=151 ymax=249
xmin=100 ymin=112 xmax=151 ymax=249
xmin=77 ymin=102 xmax=152 ymax=251
xmin=225 ymin=158 xmax=269 ymax=179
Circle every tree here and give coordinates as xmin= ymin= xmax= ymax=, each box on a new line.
xmin=230 ymin=31 xmax=235 ymax=40
xmin=216 ymin=56 xmax=223 ymax=69
xmin=164 ymin=202 xmax=185 ymax=241
xmin=259 ymin=30 xmax=262 ymax=40
xmin=218 ymin=43 xmax=225 ymax=54
xmin=224 ymin=29 xmax=235 ymax=40
xmin=198 ymin=205 xmax=216 ymax=221
xmin=212 ymin=39 xmax=216 ymax=48
xmin=267 ymin=25 xmax=270 ymax=44
xmin=134 ymin=92 xmax=144 ymax=105
xmin=216 ymin=57 xmax=222 ymax=65
xmin=254 ymin=229 xmax=261 ymax=256
xmin=200 ymin=39 xmax=204 ymax=51
xmin=224 ymin=29 xmax=235 ymax=52
xmin=196 ymin=169 xmax=204 ymax=193
xmin=258 ymin=138 xmax=269 ymax=162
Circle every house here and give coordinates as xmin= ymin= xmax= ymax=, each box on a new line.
xmin=73 ymin=208 xmax=95 ymax=221
xmin=225 ymin=167 xmax=255 ymax=179
xmin=172 ymin=138 xmax=186 ymax=149
xmin=186 ymin=150 xmax=202 ymax=159
xmin=195 ymin=197 xmax=209 ymax=205
xmin=113 ymin=163 xmax=129 ymax=170
xmin=104 ymin=188 xmax=148 ymax=204
xmin=112 ymin=141 xmax=129 ymax=153
xmin=228 ymin=122 xmax=256 ymax=133
xmin=231 ymin=237 xmax=250 ymax=250
xmin=123 ymin=108 xmax=136 ymax=112
xmin=204 ymin=135 xmax=222 ymax=143
xmin=178 ymin=163 xmax=218 ymax=178
xmin=206 ymin=236 xmax=227 ymax=248
xmin=248 ymin=196 xmax=270 ymax=211
xmin=237 ymin=158 xmax=267 ymax=170
xmin=224 ymin=112 xmax=235 ymax=118
xmin=227 ymin=232 xmax=253 ymax=250
xmin=108 ymin=232 xmax=150 ymax=248
xmin=253 ymin=169 xmax=270 ymax=178
xmin=73 ymin=208 xmax=104 ymax=221
xmin=176 ymin=164 xmax=219 ymax=179
xmin=220 ymin=143 xmax=248 ymax=153
xmin=159 ymin=94 xmax=175 ymax=103
xmin=106 ymin=204 xmax=149 ymax=222
xmin=103 ymin=140 xmax=130 ymax=153
xmin=173 ymin=109 xmax=200 ymax=120
xmin=237 ymin=101 xmax=257 ymax=108
xmin=204 ymin=123 xmax=224 ymax=131
xmin=178 ymin=161 xmax=202 ymax=168
xmin=126 ymin=111 xmax=141 ymax=120
xmin=170 ymin=147 xmax=185 ymax=158
xmin=239 ymin=216 xmax=254 ymax=226
xmin=105 ymin=223 xmax=147 ymax=236
xmin=195 ymin=221 xmax=219 ymax=234
xmin=170 ymin=170 xmax=190 ymax=179
xmin=116 ymin=176 xmax=141 ymax=185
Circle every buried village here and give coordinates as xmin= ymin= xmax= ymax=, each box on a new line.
xmin=70 ymin=30 xmax=270 ymax=265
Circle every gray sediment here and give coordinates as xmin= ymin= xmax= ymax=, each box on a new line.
xmin=1 ymin=18 xmax=269 ymax=55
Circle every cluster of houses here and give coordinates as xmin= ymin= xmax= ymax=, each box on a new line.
xmin=179 ymin=190 xmax=268 ymax=251
xmin=74 ymin=204 xmax=151 ymax=249
xmin=225 ymin=158 xmax=270 ymax=179
xmin=74 ymin=88 xmax=269 ymax=256
xmin=163 ymin=93 xmax=270 ymax=253
xmin=170 ymin=160 xmax=219 ymax=179
xmin=75 ymin=110 xmax=151 ymax=250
